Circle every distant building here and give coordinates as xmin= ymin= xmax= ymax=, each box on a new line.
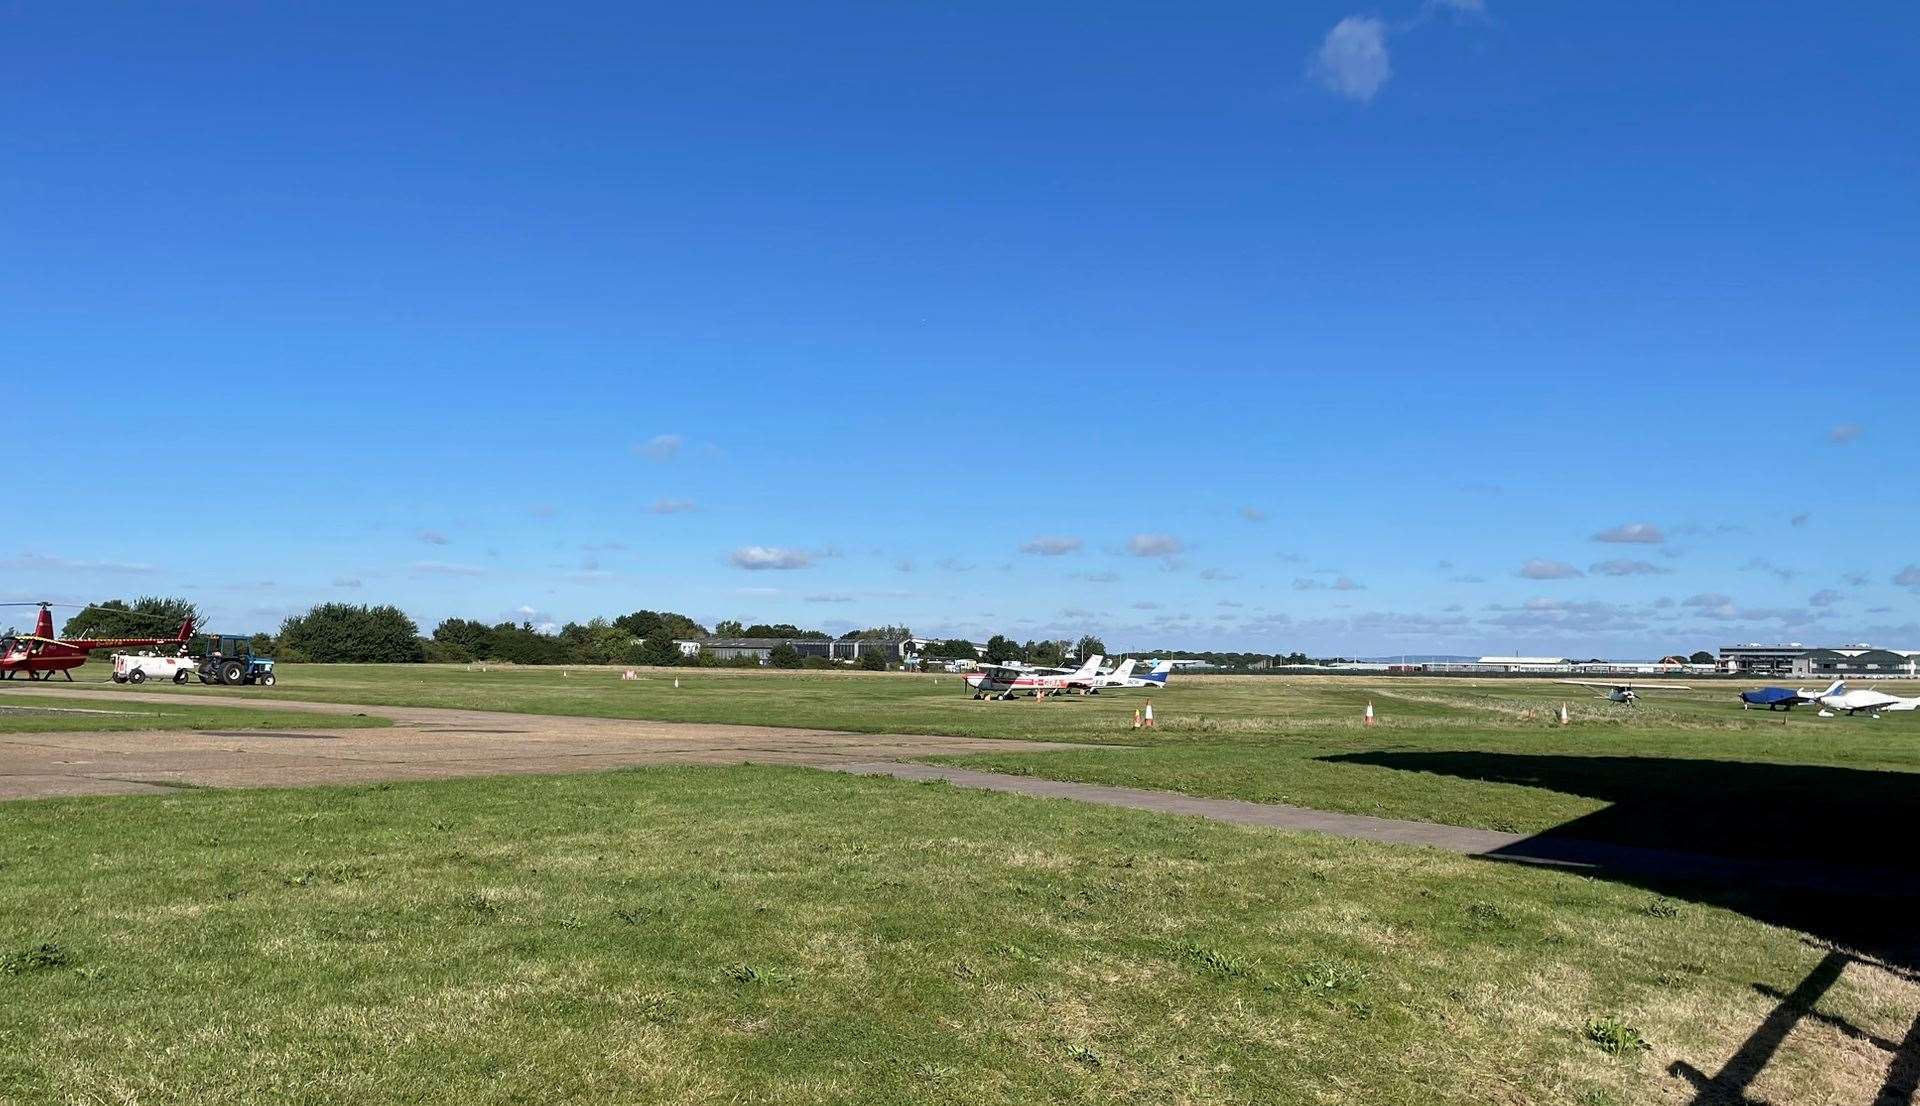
xmin=674 ymin=637 xmax=911 ymax=664
xmin=1790 ymin=648 xmax=1920 ymax=679
xmin=1720 ymin=643 xmax=1920 ymax=678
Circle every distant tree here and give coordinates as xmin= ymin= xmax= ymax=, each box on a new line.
xmin=767 ymin=643 xmax=803 ymax=669
xmin=1075 ymin=635 xmax=1108 ymax=661
xmin=1689 ymin=650 xmax=1715 ymax=665
xmin=1028 ymin=639 xmax=1065 ymax=666
xmin=985 ymin=635 xmax=1024 ymax=664
xmin=433 ymin=618 xmax=496 ymax=659
xmin=62 ymin=596 xmax=201 ymax=640
xmin=744 ymin=623 xmax=829 ymax=640
xmin=484 ymin=622 xmax=567 ymax=664
xmin=281 ymin=604 xmax=424 ymax=663
xmin=859 ymin=648 xmax=888 ymax=671
xmin=249 ymin=633 xmax=277 ymax=657
xmin=642 ymin=627 xmax=680 ymax=666
xmin=714 ymin=619 xmax=745 ymax=636
xmin=613 ymin=610 xmax=707 ymax=641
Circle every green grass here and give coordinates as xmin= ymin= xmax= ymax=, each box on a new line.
xmin=64 ymin=664 xmax=1920 ymax=866
xmin=0 ymin=693 xmax=390 ymax=735
xmin=1 ymin=765 xmax=1906 ymax=1105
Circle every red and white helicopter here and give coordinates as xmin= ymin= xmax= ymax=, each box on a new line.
xmin=965 ymin=655 xmax=1102 ymax=700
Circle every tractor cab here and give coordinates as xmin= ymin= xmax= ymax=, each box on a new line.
xmin=196 ymin=634 xmax=277 ymax=687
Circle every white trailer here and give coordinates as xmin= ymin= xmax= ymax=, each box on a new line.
xmin=112 ymin=652 xmax=195 ymax=685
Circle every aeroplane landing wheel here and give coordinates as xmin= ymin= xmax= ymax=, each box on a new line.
xmin=174 ymin=671 xmax=190 ymax=685
xmin=128 ymin=670 xmax=147 ymax=684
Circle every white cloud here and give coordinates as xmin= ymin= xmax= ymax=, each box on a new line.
xmin=637 ymin=434 xmax=684 ymax=461
xmin=1331 ymin=576 xmax=1365 ymax=591
xmin=1829 ymin=423 xmax=1863 ymax=445
xmin=1895 ymin=565 xmax=1920 ymax=589
xmin=1518 ymin=558 xmax=1584 ymax=580
xmin=1292 ymin=577 xmax=1324 ymax=591
xmin=1592 ymin=522 xmax=1664 ymax=544
xmin=804 ymin=593 xmax=854 ymax=604
xmin=1126 ymin=533 xmax=1184 ymax=558
xmin=649 ymin=498 xmax=697 ymax=514
xmin=1311 ymin=16 xmax=1391 ymax=103
xmin=1020 ymin=536 xmax=1083 ymax=556
xmin=728 ymin=546 xmax=814 ymax=571
xmin=1590 ymin=559 xmax=1669 ymax=577
xmin=331 ymin=576 xmax=363 ymax=588
xmin=1790 ymin=513 xmax=1810 ymax=527
xmin=1240 ymin=506 xmax=1268 ymax=523
xmin=1199 ymin=568 xmax=1240 ymax=582
xmin=416 ymin=529 xmax=449 ymax=545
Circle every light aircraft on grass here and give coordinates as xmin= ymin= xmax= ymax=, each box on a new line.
xmin=1802 ymin=680 xmax=1920 ymax=717
xmin=965 ymin=655 xmax=1102 ymax=700
xmin=1557 ymin=680 xmax=1693 ymax=707
xmin=1093 ymin=658 xmax=1173 ymax=692
xmin=1739 ymin=686 xmax=1813 ymax=711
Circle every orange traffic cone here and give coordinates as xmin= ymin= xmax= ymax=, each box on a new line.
xmin=1364 ymin=700 xmax=1376 ymax=727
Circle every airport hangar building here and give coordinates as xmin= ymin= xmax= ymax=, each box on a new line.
xmin=1718 ymin=643 xmax=1920 ymax=678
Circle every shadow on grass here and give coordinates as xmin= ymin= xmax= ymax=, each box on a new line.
xmin=1320 ymin=751 xmax=1920 ymax=966
xmin=1324 ymin=750 xmax=1920 ymax=1101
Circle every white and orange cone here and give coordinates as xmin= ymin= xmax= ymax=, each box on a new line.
xmin=1559 ymin=702 xmax=1571 ymax=726
xmin=1364 ymin=701 xmax=1376 ymax=727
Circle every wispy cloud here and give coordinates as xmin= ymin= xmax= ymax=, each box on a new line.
xmin=410 ymin=561 xmax=486 ymax=577
xmin=331 ymin=576 xmax=363 ymax=588
xmin=1239 ymin=506 xmax=1268 ymax=523
xmin=728 ymin=546 xmax=814 ymax=571
xmin=529 ymin=504 xmax=557 ymax=520
xmin=1741 ymin=557 xmax=1798 ymax=584
xmin=1311 ymin=16 xmax=1391 ymax=102
xmin=1829 ymin=423 xmax=1863 ymax=445
xmin=649 ymin=498 xmax=697 ymax=514
xmin=804 ymin=593 xmax=854 ymax=604
xmin=1592 ymin=522 xmax=1664 ymax=544
xmin=1073 ymin=571 xmax=1120 ymax=584
xmin=0 ymin=552 xmax=155 ymax=574
xmin=1199 ymin=568 xmax=1241 ymax=582
xmin=1517 ymin=558 xmax=1583 ymax=580
xmin=1790 ymin=512 xmax=1810 ymax=528
xmin=1590 ymin=559 xmax=1669 ymax=577
xmin=416 ymin=529 xmax=449 ymax=545
xmin=637 ymin=434 xmax=684 ymax=461
xmin=1808 ymin=589 xmax=1841 ymax=608
xmin=1895 ymin=565 xmax=1920 ymax=589
xmin=1019 ymin=536 xmax=1083 ymax=556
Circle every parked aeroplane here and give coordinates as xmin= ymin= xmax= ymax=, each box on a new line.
xmin=1557 ymin=680 xmax=1692 ymax=706
xmin=1739 ymin=686 xmax=1812 ymax=711
xmin=0 ymin=602 xmax=195 ymax=681
xmin=965 ymin=655 xmax=1102 ymax=699
xmin=1094 ymin=659 xmax=1173 ymax=692
xmin=1803 ymin=680 xmax=1920 ymax=717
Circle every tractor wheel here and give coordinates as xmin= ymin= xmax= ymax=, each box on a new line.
xmin=174 ymin=671 xmax=190 ymax=685
xmin=128 ymin=669 xmax=147 ymax=684
xmin=260 ymin=673 xmax=277 ymax=687
xmin=221 ymin=661 xmax=245 ymax=685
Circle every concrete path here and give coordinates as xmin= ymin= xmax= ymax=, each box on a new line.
xmin=0 ymin=687 xmax=1083 ymax=800
xmin=826 ymin=761 xmax=1914 ymax=897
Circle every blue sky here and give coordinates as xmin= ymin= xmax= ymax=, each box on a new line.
xmin=6 ymin=2 xmax=1916 ymax=656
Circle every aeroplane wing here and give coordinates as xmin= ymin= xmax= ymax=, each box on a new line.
xmin=1556 ymin=680 xmax=1692 ymax=691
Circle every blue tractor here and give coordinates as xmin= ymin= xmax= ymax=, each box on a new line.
xmin=196 ymin=634 xmax=277 ymax=686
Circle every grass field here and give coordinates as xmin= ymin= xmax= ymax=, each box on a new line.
xmin=5 ymin=765 xmax=1914 ymax=1105
xmin=61 ymin=664 xmax=1920 ymax=866
xmin=0 ymin=692 xmax=391 ymax=735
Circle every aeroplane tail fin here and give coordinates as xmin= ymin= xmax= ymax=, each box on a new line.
xmin=1072 ymin=654 xmax=1102 ymax=680
xmin=1142 ymin=659 xmax=1172 ymax=685
xmin=1110 ymin=659 xmax=1136 ymax=683
xmin=1822 ymin=678 xmax=1845 ymax=699
xmin=33 ymin=606 xmax=54 ymax=639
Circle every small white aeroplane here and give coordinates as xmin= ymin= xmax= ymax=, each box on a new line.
xmin=1557 ymin=680 xmax=1693 ymax=707
xmin=965 ymin=655 xmax=1102 ymax=700
xmin=1093 ymin=658 xmax=1173 ymax=692
xmin=1802 ymin=679 xmax=1920 ymax=717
